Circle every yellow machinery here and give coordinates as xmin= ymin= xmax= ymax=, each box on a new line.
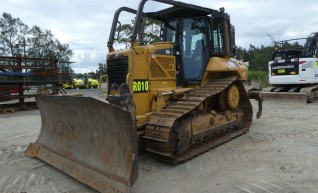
xmin=63 ymin=75 xmax=85 ymax=89
xmin=62 ymin=82 xmax=72 ymax=89
xmin=26 ymin=1 xmax=263 ymax=192
xmin=83 ymin=75 xmax=99 ymax=88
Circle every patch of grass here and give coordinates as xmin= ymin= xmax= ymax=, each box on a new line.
xmin=248 ymin=70 xmax=270 ymax=87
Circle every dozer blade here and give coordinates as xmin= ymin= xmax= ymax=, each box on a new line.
xmin=25 ymin=95 xmax=138 ymax=193
xmin=262 ymin=91 xmax=308 ymax=104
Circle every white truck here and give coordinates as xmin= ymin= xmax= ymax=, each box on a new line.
xmin=265 ymin=32 xmax=318 ymax=103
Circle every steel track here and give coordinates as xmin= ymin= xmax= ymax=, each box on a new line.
xmin=144 ymin=76 xmax=253 ymax=163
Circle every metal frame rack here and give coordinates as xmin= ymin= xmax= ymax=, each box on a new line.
xmin=0 ymin=56 xmax=72 ymax=104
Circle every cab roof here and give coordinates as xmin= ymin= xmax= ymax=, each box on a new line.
xmin=146 ymin=5 xmax=220 ymax=21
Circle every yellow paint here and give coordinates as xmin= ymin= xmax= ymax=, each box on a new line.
xmin=278 ymin=69 xmax=285 ymax=74
xmin=106 ymin=42 xmax=251 ymax=127
xmin=202 ymin=57 xmax=248 ymax=84
xmin=133 ymin=80 xmax=149 ymax=93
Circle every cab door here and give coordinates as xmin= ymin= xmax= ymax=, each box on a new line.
xmin=181 ymin=17 xmax=210 ymax=83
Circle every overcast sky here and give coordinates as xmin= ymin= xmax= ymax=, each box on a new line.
xmin=2 ymin=0 xmax=318 ymax=73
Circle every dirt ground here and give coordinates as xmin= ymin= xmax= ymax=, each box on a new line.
xmin=0 ymin=88 xmax=318 ymax=193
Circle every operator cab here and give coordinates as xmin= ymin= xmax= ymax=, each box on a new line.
xmin=155 ymin=6 xmax=235 ymax=85
xmin=107 ymin=1 xmax=236 ymax=87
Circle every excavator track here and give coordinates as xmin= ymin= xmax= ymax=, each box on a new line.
xmin=300 ymin=85 xmax=318 ymax=103
xmin=144 ymin=76 xmax=253 ymax=163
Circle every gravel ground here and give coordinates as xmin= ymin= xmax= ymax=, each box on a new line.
xmin=0 ymin=88 xmax=317 ymax=193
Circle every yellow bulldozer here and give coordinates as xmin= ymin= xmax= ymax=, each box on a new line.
xmin=25 ymin=0 xmax=263 ymax=192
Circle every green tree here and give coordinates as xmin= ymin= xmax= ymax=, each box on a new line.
xmin=27 ymin=25 xmax=73 ymax=60
xmin=88 ymin=71 xmax=98 ymax=79
xmin=234 ymin=46 xmax=250 ymax=62
xmin=0 ymin=12 xmax=73 ymax=73
xmin=96 ymin=63 xmax=107 ymax=77
xmin=143 ymin=18 xmax=161 ymax=44
xmin=279 ymin=40 xmax=304 ymax=51
xmin=248 ymin=45 xmax=273 ymax=71
xmin=0 ymin=12 xmax=28 ymax=56
xmin=116 ymin=23 xmax=133 ymax=48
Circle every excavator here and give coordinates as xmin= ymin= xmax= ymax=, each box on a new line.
xmin=63 ymin=74 xmax=85 ymax=89
xmin=25 ymin=0 xmax=263 ymax=192
xmin=263 ymin=32 xmax=318 ymax=104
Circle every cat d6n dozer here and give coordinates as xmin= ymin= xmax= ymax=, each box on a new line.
xmin=26 ymin=0 xmax=263 ymax=192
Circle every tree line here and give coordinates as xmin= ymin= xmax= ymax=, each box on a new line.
xmin=0 ymin=12 xmax=73 ymax=73
xmin=235 ymin=41 xmax=303 ymax=72
xmin=1 ymin=12 xmax=305 ymax=84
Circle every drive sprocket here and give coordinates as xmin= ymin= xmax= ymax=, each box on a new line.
xmin=226 ymin=84 xmax=240 ymax=110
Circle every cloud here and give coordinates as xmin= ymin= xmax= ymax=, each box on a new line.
xmin=2 ymin=0 xmax=318 ymax=73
